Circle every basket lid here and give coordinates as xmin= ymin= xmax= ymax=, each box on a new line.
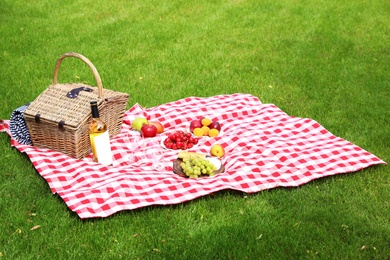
xmin=24 ymin=83 xmax=106 ymax=129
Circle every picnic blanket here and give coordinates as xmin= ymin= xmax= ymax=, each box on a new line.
xmin=0 ymin=93 xmax=386 ymax=219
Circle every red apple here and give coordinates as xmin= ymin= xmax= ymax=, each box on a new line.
xmin=141 ymin=124 xmax=157 ymax=138
xmin=149 ymin=121 xmax=164 ymax=134
xmin=189 ymin=119 xmax=202 ymax=132
xmin=209 ymin=121 xmax=221 ymax=132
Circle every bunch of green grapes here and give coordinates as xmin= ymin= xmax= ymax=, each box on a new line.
xmin=180 ymin=156 xmax=216 ymax=178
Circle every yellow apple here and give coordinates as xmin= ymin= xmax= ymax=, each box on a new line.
xmin=210 ymin=144 xmax=225 ymax=158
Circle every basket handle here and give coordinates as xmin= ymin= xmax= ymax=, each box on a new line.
xmin=52 ymin=52 xmax=104 ymax=99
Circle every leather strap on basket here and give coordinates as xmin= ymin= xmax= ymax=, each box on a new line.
xmin=58 ymin=120 xmax=65 ymax=130
xmin=52 ymin=52 xmax=104 ymax=99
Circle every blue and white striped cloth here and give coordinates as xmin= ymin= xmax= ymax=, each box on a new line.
xmin=9 ymin=103 xmax=32 ymax=145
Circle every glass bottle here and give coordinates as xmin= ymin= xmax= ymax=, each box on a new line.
xmin=89 ymin=101 xmax=113 ymax=166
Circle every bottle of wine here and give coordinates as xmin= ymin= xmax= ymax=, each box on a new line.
xmin=89 ymin=101 xmax=113 ymax=166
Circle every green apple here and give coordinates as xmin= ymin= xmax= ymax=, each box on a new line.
xmin=132 ymin=117 xmax=148 ymax=131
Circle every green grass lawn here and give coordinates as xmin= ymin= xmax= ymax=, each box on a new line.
xmin=1 ymin=0 xmax=389 ymax=259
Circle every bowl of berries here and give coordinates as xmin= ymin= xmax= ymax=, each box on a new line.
xmin=161 ymin=130 xmax=200 ymax=150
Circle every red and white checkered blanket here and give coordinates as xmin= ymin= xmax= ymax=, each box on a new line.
xmin=0 ymin=94 xmax=385 ymax=219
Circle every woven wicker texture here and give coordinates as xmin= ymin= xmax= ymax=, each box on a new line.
xmin=24 ymin=52 xmax=129 ymax=159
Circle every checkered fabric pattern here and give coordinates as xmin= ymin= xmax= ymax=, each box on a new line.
xmin=0 ymin=94 xmax=385 ymax=219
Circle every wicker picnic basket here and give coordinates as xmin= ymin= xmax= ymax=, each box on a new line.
xmin=24 ymin=52 xmax=129 ymax=159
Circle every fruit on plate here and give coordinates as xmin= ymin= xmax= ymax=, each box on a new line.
xmin=189 ymin=119 xmax=202 ymax=132
xmin=180 ymin=156 xmax=217 ymax=178
xmin=141 ymin=124 xmax=157 ymax=138
xmin=209 ymin=128 xmax=219 ymax=137
xmin=210 ymin=144 xmax=225 ymax=158
xmin=193 ymin=128 xmax=204 ymax=137
xmin=163 ymin=130 xmax=199 ymax=150
xmin=189 ymin=117 xmax=222 ymax=137
xmin=209 ymin=121 xmax=221 ymax=132
xmin=201 ymin=117 xmax=212 ymax=127
xmin=132 ymin=117 xmax=148 ymax=131
xmin=178 ymin=151 xmax=207 ymax=159
xmin=201 ymin=126 xmax=210 ymax=136
xmin=149 ymin=121 xmax=164 ymax=134
xmin=206 ymin=157 xmax=222 ymax=170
